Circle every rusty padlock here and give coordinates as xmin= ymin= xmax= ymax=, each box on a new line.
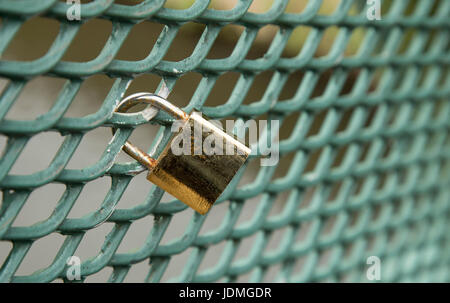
xmin=114 ymin=93 xmax=251 ymax=215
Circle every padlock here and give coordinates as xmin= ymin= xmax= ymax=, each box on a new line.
xmin=114 ymin=93 xmax=251 ymax=215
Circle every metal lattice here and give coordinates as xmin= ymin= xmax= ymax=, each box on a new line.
xmin=0 ymin=0 xmax=449 ymax=283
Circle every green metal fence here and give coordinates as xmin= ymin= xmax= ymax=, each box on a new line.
xmin=0 ymin=0 xmax=449 ymax=282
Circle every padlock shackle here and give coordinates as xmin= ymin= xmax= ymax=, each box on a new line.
xmin=113 ymin=93 xmax=188 ymax=170
xmin=116 ymin=93 xmax=188 ymax=121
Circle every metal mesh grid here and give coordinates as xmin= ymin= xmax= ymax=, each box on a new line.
xmin=0 ymin=0 xmax=449 ymax=282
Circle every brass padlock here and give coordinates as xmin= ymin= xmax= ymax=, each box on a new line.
xmin=114 ymin=93 xmax=251 ymax=215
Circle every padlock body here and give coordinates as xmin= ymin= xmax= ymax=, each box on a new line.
xmin=147 ymin=113 xmax=250 ymax=214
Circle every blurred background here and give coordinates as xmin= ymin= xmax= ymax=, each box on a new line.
xmin=0 ymin=0 xmax=447 ymax=282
